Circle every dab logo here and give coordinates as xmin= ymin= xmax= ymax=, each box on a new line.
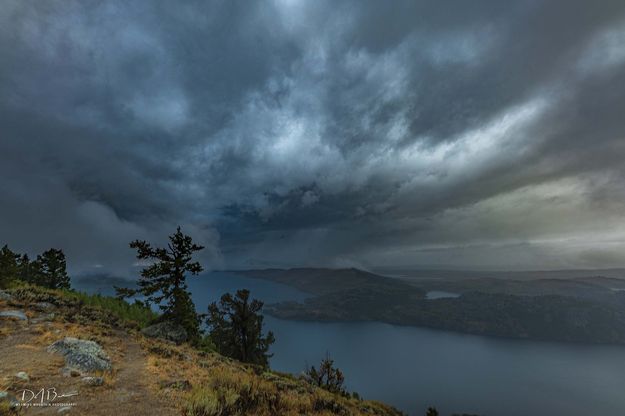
xmin=17 ymin=387 xmax=78 ymax=407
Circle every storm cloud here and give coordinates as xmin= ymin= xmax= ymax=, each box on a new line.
xmin=1 ymin=0 xmax=625 ymax=274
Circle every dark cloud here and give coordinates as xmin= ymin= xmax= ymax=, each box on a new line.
xmin=1 ymin=0 xmax=625 ymax=273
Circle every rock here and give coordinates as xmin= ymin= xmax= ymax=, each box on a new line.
xmin=15 ymin=371 xmax=29 ymax=381
xmin=61 ymin=367 xmax=82 ymax=377
xmin=33 ymin=302 xmax=55 ymax=312
xmin=0 ymin=290 xmax=12 ymax=301
xmin=141 ymin=320 xmax=188 ymax=344
xmin=48 ymin=337 xmax=112 ymax=373
xmin=82 ymin=376 xmax=104 ymax=386
xmin=0 ymin=310 xmax=27 ymax=321
xmin=0 ymin=390 xmax=19 ymax=409
xmin=31 ymin=313 xmax=55 ymax=323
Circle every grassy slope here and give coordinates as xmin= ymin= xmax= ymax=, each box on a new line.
xmin=7 ymin=284 xmax=158 ymax=329
xmin=0 ymin=284 xmax=403 ymax=416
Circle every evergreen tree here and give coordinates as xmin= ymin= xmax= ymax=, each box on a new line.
xmin=304 ymin=353 xmax=346 ymax=394
xmin=206 ymin=289 xmax=275 ymax=367
xmin=0 ymin=245 xmax=19 ymax=288
xmin=115 ymin=227 xmax=204 ymax=342
xmin=17 ymin=254 xmax=33 ymax=283
xmin=32 ymin=248 xmax=71 ymax=289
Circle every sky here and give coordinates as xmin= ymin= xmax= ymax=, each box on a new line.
xmin=1 ymin=0 xmax=625 ymax=276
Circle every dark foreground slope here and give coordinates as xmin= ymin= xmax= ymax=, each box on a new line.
xmin=0 ymin=285 xmax=402 ymax=416
xmin=237 ymin=268 xmax=625 ymax=344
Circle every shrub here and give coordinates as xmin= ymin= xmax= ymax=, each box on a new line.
xmin=64 ymin=290 xmax=158 ymax=328
xmin=304 ymin=353 xmax=346 ymax=395
xmin=184 ymin=366 xmax=281 ymax=416
xmin=196 ymin=334 xmax=217 ymax=353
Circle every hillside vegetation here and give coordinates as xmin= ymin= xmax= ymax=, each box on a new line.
xmin=0 ymin=284 xmax=403 ymax=416
xmin=1 ymin=238 xmax=407 ymax=416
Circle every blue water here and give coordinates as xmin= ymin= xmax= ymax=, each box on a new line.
xmin=79 ymin=272 xmax=625 ymax=416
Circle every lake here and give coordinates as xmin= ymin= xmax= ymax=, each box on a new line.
xmin=79 ymin=272 xmax=625 ymax=416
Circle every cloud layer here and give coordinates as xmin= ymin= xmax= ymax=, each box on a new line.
xmin=2 ymin=0 xmax=625 ymax=273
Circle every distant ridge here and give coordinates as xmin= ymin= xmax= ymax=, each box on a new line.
xmin=227 ymin=267 xmax=625 ymax=345
xmin=371 ymin=267 xmax=625 ymax=281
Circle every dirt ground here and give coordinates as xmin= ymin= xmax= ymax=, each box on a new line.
xmin=0 ymin=304 xmax=178 ymax=416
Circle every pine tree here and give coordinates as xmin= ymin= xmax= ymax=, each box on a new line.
xmin=115 ymin=227 xmax=204 ymax=342
xmin=17 ymin=254 xmax=33 ymax=283
xmin=304 ymin=353 xmax=346 ymax=394
xmin=0 ymin=245 xmax=19 ymax=288
xmin=206 ymin=289 xmax=275 ymax=367
xmin=32 ymin=248 xmax=71 ymax=289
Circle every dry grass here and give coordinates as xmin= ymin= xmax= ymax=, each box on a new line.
xmin=6 ymin=284 xmax=157 ymax=329
xmin=33 ymin=322 xmax=120 ymax=348
xmin=141 ymin=337 xmax=402 ymax=416
xmin=0 ymin=326 xmax=11 ymax=338
xmin=0 ymin=315 xmax=177 ymax=415
xmin=1 ymin=284 xmax=403 ymax=416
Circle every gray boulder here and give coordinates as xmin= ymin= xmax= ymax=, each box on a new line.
xmin=82 ymin=376 xmax=104 ymax=386
xmin=141 ymin=320 xmax=188 ymax=344
xmin=15 ymin=371 xmax=29 ymax=381
xmin=0 ymin=290 xmax=12 ymax=301
xmin=0 ymin=310 xmax=27 ymax=321
xmin=47 ymin=337 xmax=112 ymax=373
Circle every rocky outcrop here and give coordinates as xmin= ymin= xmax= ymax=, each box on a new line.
xmin=141 ymin=320 xmax=187 ymax=344
xmin=0 ymin=310 xmax=27 ymax=321
xmin=47 ymin=337 xmax=112 ymax=373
